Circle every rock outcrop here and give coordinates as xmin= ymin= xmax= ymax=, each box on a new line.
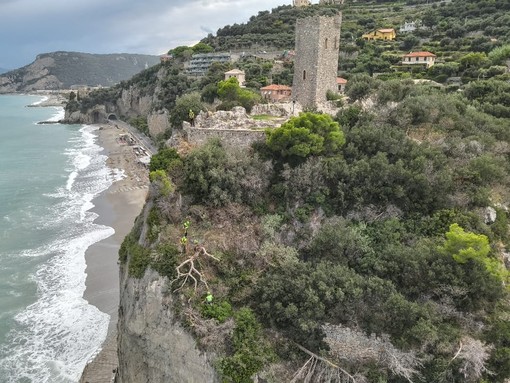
xmin=116 ymin=266 xmax=219 ymax=383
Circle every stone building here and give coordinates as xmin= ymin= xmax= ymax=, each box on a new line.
xmin=336 ymin=77 xmax=347 ymax=93
xmin=293 ymin=0 xmax=311 ymax=7
xmin=260 ymin=84 xmax=292 ymax=102
xmin=292 ymin=13 xmax=342 ymax=108
xmin=224 ymin=69 xmax=246 ymax=86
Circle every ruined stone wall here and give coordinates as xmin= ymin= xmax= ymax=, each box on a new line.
xmin=184 ymin=126 xmax=265 ymax=147
xmin=251 ymin=103 xmax=296 ymax=117
xmin=292 ymin=14 xmax=342 ymax=108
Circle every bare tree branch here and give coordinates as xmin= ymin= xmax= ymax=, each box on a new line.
xmin=171 ymin=246 xmax=219 ymax=296
xmin=322 ymin=323 xmax=422 ymax=383
xmin=454 ymin=337 xmax=493 ymax=382
xmin=291 ymin=343 xmax=357 ymax=383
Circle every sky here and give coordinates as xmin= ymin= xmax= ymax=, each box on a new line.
xmin=0 ymin=0 xmax=287 ymax=70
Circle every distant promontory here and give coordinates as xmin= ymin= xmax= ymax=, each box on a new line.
xmin=0 ymin=51 xmax=160 ymax=93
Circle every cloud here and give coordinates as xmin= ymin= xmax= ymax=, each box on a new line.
xmin=0 ymin=0 xmax=285 ymax=69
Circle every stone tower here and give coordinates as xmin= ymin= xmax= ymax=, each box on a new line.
xmin=293 ymin=0 xmax=311 ymax=6
xmin=292 ymin=13 xmax=342 ymax=108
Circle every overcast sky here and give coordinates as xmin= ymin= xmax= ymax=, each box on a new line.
xmin=0 ymin=0 xmax=287 ymax=70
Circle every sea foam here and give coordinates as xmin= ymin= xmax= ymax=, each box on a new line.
xmin=0 ymin=124 xmax=118 ymax=382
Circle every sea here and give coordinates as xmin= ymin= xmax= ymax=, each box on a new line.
xmin=0 ymin=94 xmax=119 ymax=382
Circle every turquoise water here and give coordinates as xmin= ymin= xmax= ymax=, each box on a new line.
xmin=0 ymin=95 xmax=115 ymax=382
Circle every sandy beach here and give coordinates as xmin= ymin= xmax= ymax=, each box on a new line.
xmin=80 ymin=122 xmax=150 ymax=382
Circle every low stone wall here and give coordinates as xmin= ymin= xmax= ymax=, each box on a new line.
xmin=194 ymin=106 xmax=279 ymax=130
xmin=251 ymin=103 xmax=291 ymax=117
xmin=184 ymin=126 xmax=266 ymax=147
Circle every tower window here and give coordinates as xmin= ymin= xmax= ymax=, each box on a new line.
xmin=325 ymin=38 xmax=328 ymax=49
xmin=303 ymin=70 xmax=306 ymax=80
xmin=334 ymin=37 xmax=338 ymax=49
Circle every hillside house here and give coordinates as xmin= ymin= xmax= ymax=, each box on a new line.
xmin=399 ymin=21 xmax=420 ymax=33
xmin=260 ymin=84 xmax=292 ymax=102
xmin=186 ymin=52 xmax=232 ymax=76
xmin=224 ymin=69 xmax=246 ymax=87
xmin=362 ymin=28 xmax=396 ymax=41
xmin=336 ymin=77 xmax=347 ymax=93
xmin=402 ymin=51 xmax=436 ymax=68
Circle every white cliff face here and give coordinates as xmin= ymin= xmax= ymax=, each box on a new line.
xmin=117 ymin=266 xmax=219 ymax=383
xmin=148 ymin=109 xmax=171 ymax=137
xmin=117 ymin=88 xmax=153 ymax=117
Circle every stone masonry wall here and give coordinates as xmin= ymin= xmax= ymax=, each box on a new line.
xmin=184 ymin=127 xmax=265 ymax=147
xmin=173 ymin=106 xmax=279 ymax=148
xmin=292 ymin=14 xmax=342 ymax=108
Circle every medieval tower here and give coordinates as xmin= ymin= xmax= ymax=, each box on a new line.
xmin=292 ymin=13 xmax=342 ymax=108
xmin=293 ymin=0 xmax=311 ymax=7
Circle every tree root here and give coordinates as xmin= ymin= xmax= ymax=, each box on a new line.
xmin=171 ymin=246 xmax=219 ymax=294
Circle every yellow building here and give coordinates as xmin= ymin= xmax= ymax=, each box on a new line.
xmin=362 ymin=28 xmax=396 ymax=41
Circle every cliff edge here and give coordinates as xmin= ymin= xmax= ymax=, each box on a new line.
xmin=117 ymin=266 xmax=218 ymax=383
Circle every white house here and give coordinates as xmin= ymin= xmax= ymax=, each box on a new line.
xmin=402 ymin=51 xmax=437 ymax=68
xmin=399 ymin=20 xmax=420 ymax=33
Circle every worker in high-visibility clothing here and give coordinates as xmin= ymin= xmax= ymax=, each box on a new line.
xmin=188 ymin=109 xmax=195 ymax=126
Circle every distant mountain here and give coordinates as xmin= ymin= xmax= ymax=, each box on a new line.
xmin=0 ymin=51 xmax=160 ymax=93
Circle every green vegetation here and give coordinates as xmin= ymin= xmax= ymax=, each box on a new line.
xmin=219 ymin=308 xmax=272 ymax=383
xmin=125 ymin=92 xmax=510 ymax=381
xmin=129 ymin=116 xmax=149 ymax=135
xmin=265 ymin=112 xmax=345 ymax=165
xmin=217 ymin=77 xmax=261 ymax=112
xmin=251 ymin=114 xmax=278 ymax=121
xmin=200 ymin=300 xmax=233 ymax=323
xmin=70 ymin=1 xmax=510 ymax=381
xmin=148 ymin=148 xmax=181 ymax=173
xmin=120 ymin=231 xmax=179 ymax=279
xmin=441 ymin=223 xmax=508 ymax=281
xmin=169 ymin=91 xmax=206 ymax=128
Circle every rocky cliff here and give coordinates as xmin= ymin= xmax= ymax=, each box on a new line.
xmin=64 ymin=85 xmax=170 ymax=136
xmin=0 ymin=51 xmax=160 ymax=93
xmin=117 ymin=265 xmax=219 ymax=382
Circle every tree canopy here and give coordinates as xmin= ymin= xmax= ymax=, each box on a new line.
xmin=265 ymin=112 xmax=345 ymax=165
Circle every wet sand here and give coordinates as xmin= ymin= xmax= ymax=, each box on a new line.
xmin=80 ymin=123 xmax=150 ymax=382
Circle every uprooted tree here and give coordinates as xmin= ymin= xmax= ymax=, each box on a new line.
xmin=171 ymin=221 xmax=219 ymax=294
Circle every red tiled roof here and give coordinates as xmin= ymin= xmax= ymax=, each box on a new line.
xmin=260 ymin=84 xmax=292 ymax=91
xmin=403 ymin=51 xmax=436 ymax=57
xmin=336 ymin=77 xmax=348 ymax=84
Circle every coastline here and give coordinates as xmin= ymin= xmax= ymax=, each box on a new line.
xmin=80 ymin=122 xmax=150 ymax=382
